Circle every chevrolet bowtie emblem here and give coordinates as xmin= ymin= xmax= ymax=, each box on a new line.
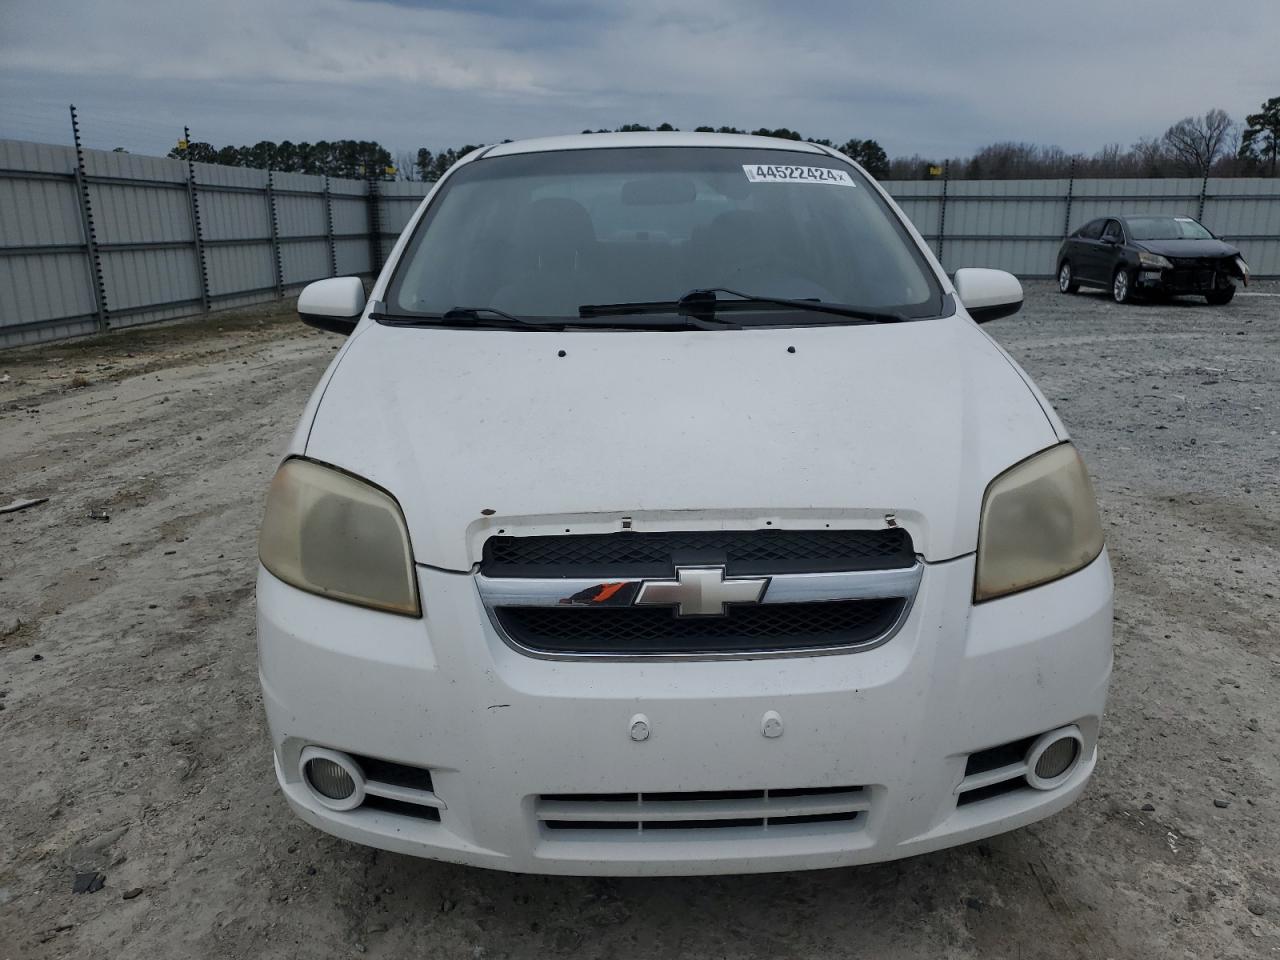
xmin=635 ymin=565 xmax=769 ymax=617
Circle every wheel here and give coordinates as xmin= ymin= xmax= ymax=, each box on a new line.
xmin=1205 ymin=285 xmax=1235 ymax=305
xmin=1058 ymin=262 xmax=1079 ymax=294
xmin=1112 ymin=268 xmax=1134 ymax=304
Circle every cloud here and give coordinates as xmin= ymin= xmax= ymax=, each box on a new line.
xmin=1 ymin=0 xmax=1276 ymax=160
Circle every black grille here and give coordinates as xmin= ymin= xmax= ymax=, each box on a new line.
xmin=1165 ymin=257 xmax=1231 ymax=292
xmin=348 ymin=754 xmax=440 ymax=821
xmin=353 ymin=754 xmax=434 ymax=793
xmin=963 ymin=736 xmax=1035 ymax=778
xmin=956 ymin=779 xmax=1028 ymax=807
xmin=495 ymin=598 xmax=903 ymax=655
xmin=364 ymin=794 xmax=441 ymax=821
xmin=482 ymin=528 xmax=914 ymax=578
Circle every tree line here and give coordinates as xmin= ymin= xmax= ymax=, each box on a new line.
xmin=169 ymin=96 xmax=1278 ymax=182
xmin=906 ymin=99 xmax=1279 ymax=180
xmin=169 ymin=139 xmax=396 ymax=180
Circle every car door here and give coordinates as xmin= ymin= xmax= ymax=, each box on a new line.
xmin=1072 ymin=219 xmax=1106 ymax=283
xmin=1098 ymin=219 xmax=1125 ymax=281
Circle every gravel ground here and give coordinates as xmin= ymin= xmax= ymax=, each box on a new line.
xmin=1 ymin=282 xmax=1277 ymax=959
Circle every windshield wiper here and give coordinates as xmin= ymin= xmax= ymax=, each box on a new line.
xmin=371 ymin=307 xmax=566 ymax=330
xmin=442 ymin=306 xmax=569 ymax=329
xmin=579 ymin=288 xmax=905 ymax=324
xmin=572 ymin=296 xmax=741 ymax=329
xmin=703 ymin=288 xmax=905 ymax=323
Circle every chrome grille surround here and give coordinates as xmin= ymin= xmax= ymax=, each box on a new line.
xmin=476 ymin=531 xmax=923 ymax=660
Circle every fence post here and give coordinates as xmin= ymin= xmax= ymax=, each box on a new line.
xmin=265 ymin=170 xmax=284 ymax=298
xmin=1197 ymin=171 xmax=1209 ymax=221
xmin=1062 ymin=157 xmax=1076 ymax=238
xmin=937 ymin=160 xmax=949 ymax=264
xmin=367 ymin=175 xmax=383 ymax=276
xmin=183 ymin=126 xmax=211 ymax=312
xmin=324 ymin=176 xmax=338 ymax=277
xmin=69 ymin=105 xmax=109 ymax=333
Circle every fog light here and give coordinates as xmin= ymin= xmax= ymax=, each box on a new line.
xmin=1035 ymin=738 xmax=1078 ymax=780
xmin=307 ymin=758 xmax=355 ymax=799
xmin=299 ymin=746 xmax=365 ymax=811
xmin=1024 ymin=726 xmax=1084 ymax=791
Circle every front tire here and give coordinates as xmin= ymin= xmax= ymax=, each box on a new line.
xmin=1112 ymin=268 xmax=1134 ymax=304
xmin=1058 ymin=262 xmax=1079 ymax=294
xmin=1206 ymin=286 xmax=1235 ymax=305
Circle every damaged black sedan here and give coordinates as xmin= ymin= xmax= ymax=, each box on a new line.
xmin=1057 ymin=215 xmax=1249 ymax=305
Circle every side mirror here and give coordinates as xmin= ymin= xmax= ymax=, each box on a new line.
xmin=954 ymin=268 xmax=1023 ymax=324
xmin=297 ymin=277 xmax=366 ymax=335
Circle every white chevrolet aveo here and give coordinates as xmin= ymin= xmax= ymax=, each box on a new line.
xmin=257 ymin=132 xmax=1112 ymax=876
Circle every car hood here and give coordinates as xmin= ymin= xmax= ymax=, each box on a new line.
xmin=304 ymin=315 xmax=1061 ymax=569
xmin=1133 ymin=238 xmax=1239 ymax=258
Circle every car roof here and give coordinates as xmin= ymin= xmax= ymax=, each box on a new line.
xmin=482 ymin=131 xmax=833 ymax=158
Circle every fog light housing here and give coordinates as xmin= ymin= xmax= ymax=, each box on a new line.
xmin=300 ymin=746 xmax=365 ymax=811
xmin=1024 ymin=727 xmax=1084 ymax=790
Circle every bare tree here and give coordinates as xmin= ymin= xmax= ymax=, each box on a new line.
xmin=1130 ymin=136 xmax=1169 ymax=177
xmin=395 ymin=150 xmax=421 ymax=181
xmin=1162 ymin=109 xmax=1235 ymax=174
xmin=1212 ymin=127 xmax=1245 ymax=176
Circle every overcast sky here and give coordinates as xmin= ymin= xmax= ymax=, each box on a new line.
xmin=1 ymin=0 xmax=1276 ymax=161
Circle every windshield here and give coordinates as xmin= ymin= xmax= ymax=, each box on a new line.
xmin=1126 ymin=216 xmax=1214 ymax=241
xmin=384 ymin=147 xmax=944 ymax=324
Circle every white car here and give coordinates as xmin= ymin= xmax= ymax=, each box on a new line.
xmin=257 ymin=132 xmax=1112 ymax=876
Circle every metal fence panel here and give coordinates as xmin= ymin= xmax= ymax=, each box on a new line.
xmin=91 ymin=180 xmax=192 ymax=244
xmin=334 ymin=236 xmax=371 ymax=277
xmin=1204 ymin=178 xmax=1280 ymax=279
xmin=100 ymin=245 xmax=201 ymax=313
xmin=271 ymin=172 xmax=336 ymax=288
xmin=330 ymin=193 xmax=369 ymax=235
xmin=275 ymin=193 xmax=327 ymax=238
xmin=3 ymin=135 xmax=1279 ymax=349
xmin=0 ymin=138 xmax=389 ymax=347
xmin=0 ymin=174 xmax=82 ymax=248
xmin=281 ymin=240 xmax=331 ymax=286
xmin=0 ymin=252 xmax=97 ymax=344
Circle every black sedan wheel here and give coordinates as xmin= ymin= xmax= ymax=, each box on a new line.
xmin=1206 ymin=286 xmax=1235 ymax=305
xmin=1058 ymin=262 xmax=1079 ymax=294
xmin=1112 ymin=268 xmax=1134 ymax=304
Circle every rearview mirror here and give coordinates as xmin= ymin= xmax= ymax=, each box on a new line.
xmin=953 ymin=268 xmax=1023 ymax=324
xmin=297 ymin=277 xmax=366 ymax=334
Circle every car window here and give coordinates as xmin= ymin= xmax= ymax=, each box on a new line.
xmin=1126 ymin=216 xmax=1214 ymax=241
xmin=1077 ymin=220 xmax=1104 ymax=240
xmin=1102 ymin=220 xmax=1124 ymax=243
xmin=385 ymin=147 xmax=945 ymax=323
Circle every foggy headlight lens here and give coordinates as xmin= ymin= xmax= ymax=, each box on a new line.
xmin=259 ymin=458 xmax=420 ymax=616
xmin=1138 ymin=252 xmax=1172 ymax=270
xmin=974 ymin=444 xmax=1104 ymax=602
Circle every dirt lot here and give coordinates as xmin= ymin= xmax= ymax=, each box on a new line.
xmin=1 ymin=283 xmax=1277 ymax=959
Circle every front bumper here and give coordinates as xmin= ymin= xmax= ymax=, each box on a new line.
xmin=1136 ymin=262 xmax=1241 ymax=293
xmin=258 ymin=550 xmax=1113 ymax=876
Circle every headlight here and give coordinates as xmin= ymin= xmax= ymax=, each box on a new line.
xmin=1235 ymin=256 xmax=1250 ymax=281
xmin=259 ymin=458 xmax=421 ymax=616
xmin=1138 ymin=252 xmax=1172 ymax=270
xmin=974 ymin=444 xmax=1104 ymax=602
